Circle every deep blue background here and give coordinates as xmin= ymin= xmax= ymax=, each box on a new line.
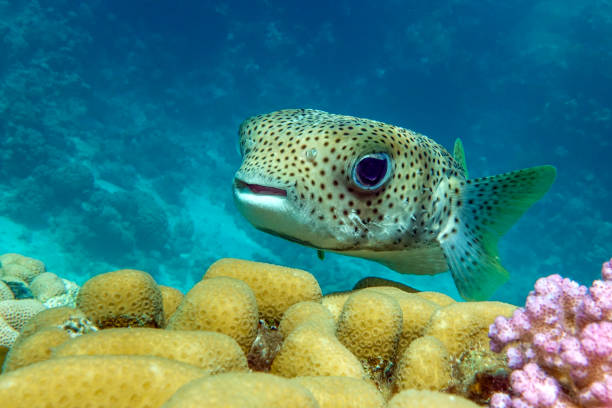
xmin=1 ymin=0 xmax=610 ymax=304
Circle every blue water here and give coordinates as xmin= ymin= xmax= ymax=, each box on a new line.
xmin=0 ymin=0 xmax=610 ymax=305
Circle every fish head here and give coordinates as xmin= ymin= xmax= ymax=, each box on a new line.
xmin=233 ymin=109 xmax=457 ymax=253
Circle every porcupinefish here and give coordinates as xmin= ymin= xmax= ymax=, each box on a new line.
xmin=233 ymin=109 xmax=556 ymax=300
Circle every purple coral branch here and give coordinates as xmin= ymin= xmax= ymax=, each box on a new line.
xmin=489 ymin=259 xmax=612 ymax=408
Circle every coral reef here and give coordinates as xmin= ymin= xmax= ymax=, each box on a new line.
xmin=366 ymin=286 xmax=441 ymax=355
xmin=6 ymin=253 xmax=609 ymax=407
xmin=205 ymin=258 xmax=322 ymax=325
xmin=278 ymin=301 xmax=336 ymax=338
xmin=0 ymin=299 xmax=46 ymax=333
xmin=417 ymin=291 xmax=456 ymax=307
xmin=53 ymin=328 xmax=248 ymax=374
xmin=0 ymin=355 xmax=208 ymax=408
xmin=387 ymin=389 xmax=481 ymax=407
xmin=159 ymin=285 xmax=183 ymax=324
xmin=428 ymin=301 xmax=517 ymax=357
xmin=29 ymin=272 xmax=65 ymax=302
xmin=292 ymin=375 xmax=386 ymax=408
xmin=2 ymin=306 xmax=94 ymax=372
xmin=76 ymin=269 xmax=164 ymax=328
xmin=166 ymin=276 xmax=259 ymax=353
xmin=321 ymin=292 xmax=351 ymax=322
xmin=489 ymin=258 xmax=612 ymax=407
xmin=271 ymin=323 xmax=366 ymax=379
xmin=2 ymin=327 xmax=71 ymax=372
xmin=0 ymin=316 xmax=18 ymax=349
xmin=0 ymin=281 xmax=14 ymax=301
xmin=336 ymin=290 xmax=403 ymax=376
xmin=0 ymin=254 xmax=78 ymax=347
xmin=393 ymin=335 xmax=452 ymax=393
xmin=161 ymin=372 xmax=319 ymax=408
xmin=0 ymin=254 xmax=45 ymax=284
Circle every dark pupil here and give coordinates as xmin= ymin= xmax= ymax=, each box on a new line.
xmin=356 ymin=157 xmax=387 ymax=186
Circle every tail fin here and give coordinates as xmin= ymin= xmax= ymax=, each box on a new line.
xmin=439 ymin=165 xmax=556 ymax=300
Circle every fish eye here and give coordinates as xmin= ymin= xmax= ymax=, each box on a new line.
xmin=352 ymin=153 xmax=392 ymax=191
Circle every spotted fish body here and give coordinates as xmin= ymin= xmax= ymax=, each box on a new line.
xmin=233 ymin=109 xmax=556 ymax=300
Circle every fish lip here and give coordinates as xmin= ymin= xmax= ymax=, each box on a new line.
xmin=233 ymin=178 xmax=288 ymax=197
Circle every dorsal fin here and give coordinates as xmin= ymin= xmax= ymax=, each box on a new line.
xmin=453 ymin=138 xmax=468 ymax=178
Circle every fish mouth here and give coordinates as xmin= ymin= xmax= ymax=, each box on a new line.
xmin=233 ymin=178 xmax=288 ymax=197
xmin=233 ymin=175 xmax=347 ymax=251
xmin=233 ymin=177 xmax=294 ymax=241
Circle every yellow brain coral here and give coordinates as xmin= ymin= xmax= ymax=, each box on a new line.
xmin=393 ymin=335 xmax=451 ymax=393
xmin=336 ymin=290 xmax=403 ymax=363
xmin=321 ymin=292 xmax=350 ymax=322
xmin=167 ymin=277 xmax=258 ymax=353
xmin=0 ymin=253 xmax=45 ymax=284
xmin=292 ymin=376 xmax=385 ymax=408
xmin=16 ymin=306 xmax=87 ymax=341
xmin=162 ymin=372 xmax=319 ymax=408
xmin=159 ymin=285 xmax=183 ymax=324
xmin=271 ymin=324 xmax=365 ymax=379
xmin=53 ymin=328 xmax=248 ymax=374
xmin=3 ymin=307 xmax=96 ymax=372
xmin=424 ymin=301 xmax=516 ymax=357
xmin=0 ymin=355 xmax=207 ymax=408
xmin=278 ymin=301 xmax=336 ymax=338
xmin=29 ymin=272 xmax=65 ymax=302
xmin=204 ymin=258 xmax=322 ymax=324
xmin=0 ymin=282 xmax=13 ymax=302
xmin=416 ymin=291 xmax=456 ymax=306
xmin=0 ymin=346 xmax=7 ymax=369
xmin=2 ymin=327 xmax=71 ymax=372
xmin=0 ymin=299 xmax=46 ymax=332
xmin=0 ymin=316 xmax=18 ymax=348
xmin=76 ymin=269 xmax=164 ymax=328
xmin=364 ymin=287 xmax=440 ymax=355
xmin=387 ymin=389 xmax=481 ymax=408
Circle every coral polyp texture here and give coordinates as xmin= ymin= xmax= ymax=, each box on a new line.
xmin=489 ymin=258 xmax=612 ymax=407
xmin=53 ymin=328 xmax=248 ymax=374
xmin=166 ymin=276 xmax=259 ymax=353
xmin=270 ymin=323 xmax=366 ymax=379
xmin=204 ymin=258 xmax=322 ymax=325
xmin=76 ymin=269 xmax=164 ymax=328
xmin=387 ymin=389 xmax=481 ymax=407
xmin=336 ymin=290 xmax=403 ymax=364
xmin=0 ymin=254 xmax=45 ymax=284
xmin=159 ymin=285 xmax=184 ymax=324
xmin=5 ymin=253 xmax=610 ymax=407
xmin=162 ymin=372 xmax=319 ymax=408
xmin=0 ymin=355 xmax=208 ymax=408
xmin=292 ymin=375 xmax=386 ymax=408
xmin=393 ymin=335 xmax=452 ymax=393
xmin=0 ymin=282 xmax=13 ymax=302
xmin=278 ymin=301 xmax=336 ymax=338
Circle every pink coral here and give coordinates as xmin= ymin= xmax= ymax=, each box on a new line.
xmin=489 ymin=259 xmax=612 ymax=407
